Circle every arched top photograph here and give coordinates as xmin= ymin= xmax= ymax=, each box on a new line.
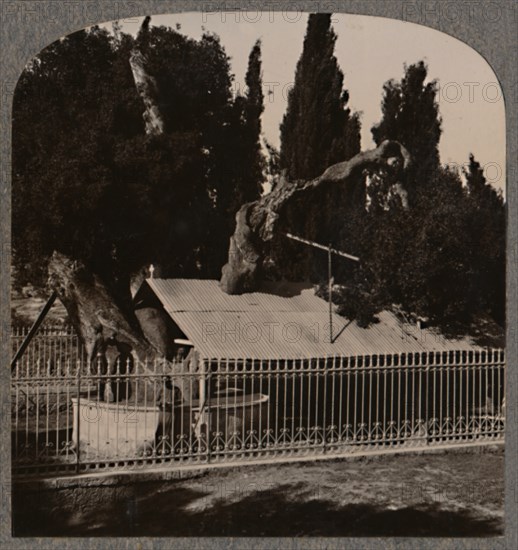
xmin=10 ymin=11 xmax=507 ymax=539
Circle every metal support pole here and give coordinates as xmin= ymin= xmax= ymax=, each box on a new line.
xmin=285 ymin=233 xmax=359 ymax=262
xmin=11 ymin=292 xmax=57 ymax=370
xmin=194 ymin=353 xmax=208 ymax=448
xmin=283 ymin=232 xmax=360 ymax=346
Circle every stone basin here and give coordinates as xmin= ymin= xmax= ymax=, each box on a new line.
xmin=71 ymin=392 xmax=269 ymax=458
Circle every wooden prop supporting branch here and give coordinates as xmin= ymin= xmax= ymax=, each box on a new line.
xmin=220 ymin=140 xmax=411 ymax=294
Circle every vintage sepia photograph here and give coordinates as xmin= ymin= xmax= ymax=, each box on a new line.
xmin=8 ymin=9 xmax=507 ymax=539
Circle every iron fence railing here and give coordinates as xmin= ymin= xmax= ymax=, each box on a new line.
xmin=11 ymin=324 xmax=87 ymax=374
xmin=11 ymin=348 xmax=505 ymax=477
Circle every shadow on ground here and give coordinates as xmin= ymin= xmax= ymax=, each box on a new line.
xmin=14 ymin=480 xmax=503 ymax=537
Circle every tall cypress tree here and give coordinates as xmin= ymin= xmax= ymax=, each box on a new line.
xmin=279 ymin=13 xmax=361 ymax=181
xmin=242 ymin=39 xmax=265 ymax=202
xmin=463 ymin=154 xmax=506 ymax=324
xmin=371 ymin=61 xmax=441 ymax=201
xmin=199 ymin=40 xmax=265 ymax=274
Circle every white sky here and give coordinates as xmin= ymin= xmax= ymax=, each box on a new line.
xmin=100 ymin=12 xmax=506 ymax=192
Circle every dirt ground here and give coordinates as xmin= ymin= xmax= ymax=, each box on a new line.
xmin=11 ymin=291 xmax=69 ymax=325
xmin=14 ymin=448 xmax=504 ymax=537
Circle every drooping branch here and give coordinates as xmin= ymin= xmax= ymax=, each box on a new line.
xmin=220 ymin=140 xmax=411 ymax=294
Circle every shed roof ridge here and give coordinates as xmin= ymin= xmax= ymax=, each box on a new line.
xmin=171 ymin=308 xmax=272 ymax=313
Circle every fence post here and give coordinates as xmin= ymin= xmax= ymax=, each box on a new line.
xmin=206 ymin=358 xmax=211 ymax=464
xmin=322 ymin=356 xmax=328 ymax=454
xmin=76 ymin=359 xmax=81 ymax=474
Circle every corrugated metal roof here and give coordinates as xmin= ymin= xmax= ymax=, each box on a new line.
xmin=146 ymin=278 xmax=328 ymax=313
xmin=144 ymin=278 xmax=482 ymax=359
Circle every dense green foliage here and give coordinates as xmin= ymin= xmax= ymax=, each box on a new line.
xmin=317 ymin=62 xmax=506 ymax=331
xmin=279 ymin=14 xmax=361 ymax=181
xmin=13 ymin=23 xmax=264 ymax=296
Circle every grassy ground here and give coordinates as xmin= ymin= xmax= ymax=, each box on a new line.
xmin=11 ymin=289 xmax=69 ymax=326
xmin=14 ymin=448 xmax=504 ymax=537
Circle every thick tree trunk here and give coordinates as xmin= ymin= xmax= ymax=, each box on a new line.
xmin=220 ymin=140 xmax=411 ymax=294
xmin=48 ymin=252 xmax=153 ymax=359
xmin=47 ymin=252 xmax=184 ymax=404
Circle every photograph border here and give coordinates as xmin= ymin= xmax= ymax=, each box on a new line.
xmin=1 ymin=1 xmax=516 ymax=548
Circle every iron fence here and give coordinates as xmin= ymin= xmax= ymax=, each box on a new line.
xmin=11 ymin=324 xmax=87 ymax=373
xmin=11 ymin=348 xmax=505 ymax=477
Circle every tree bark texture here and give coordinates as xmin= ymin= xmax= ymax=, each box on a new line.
xmin=129 ymin=49 xmax=165 ymax=136
xmin=220 ymin=140 xmax=411 ymax=294
xmin=47 ymin=252 xmax=191 ymax=404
